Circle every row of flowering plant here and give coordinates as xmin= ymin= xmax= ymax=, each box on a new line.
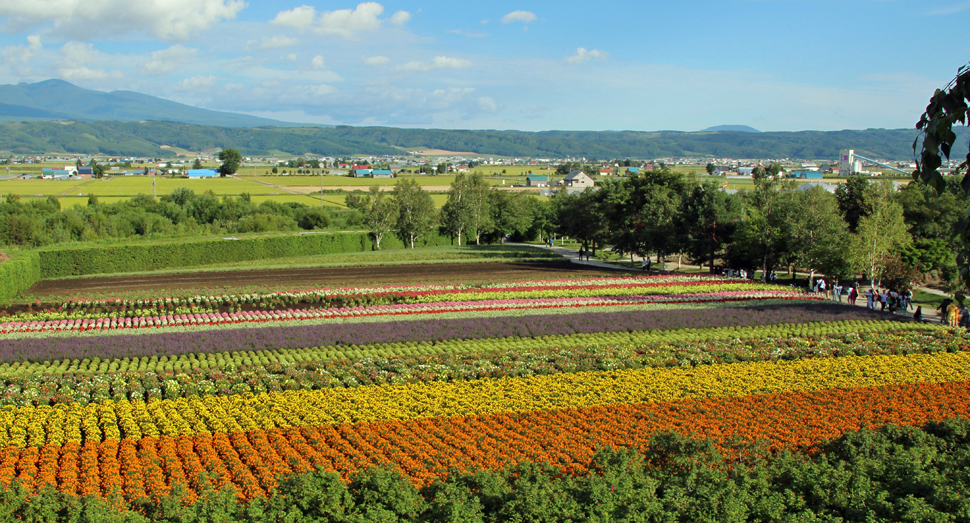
xmin=0 ymin=290 xmax=817 ymax=336
xmin=0 ymin=328 xmax=959 ymax=408
xmin=2 ymin=275 xmax=759 ymax=322
xmin=0 ymin=303 xmax=904 ymax=369
xmin=0 ymin=349 xmax=968 ymax=448
xmin=1 ymin=381 xmax=968 ymax=507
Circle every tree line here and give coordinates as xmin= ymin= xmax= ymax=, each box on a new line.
xmin=4 ymin=120 xmax=967 ymax=159
xmin=1 ymin=168 xmax=964 ymax=291
xmin=0 ymin=189 xmax=363 ymax=246
xmin=416 ymin=170 xmax=962 ymax=290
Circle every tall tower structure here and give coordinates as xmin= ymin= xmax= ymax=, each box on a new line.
xmin=839 ymin=149 xmax=854 ymax=175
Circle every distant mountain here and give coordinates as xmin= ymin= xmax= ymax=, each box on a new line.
xmin=2 ymin=120 xmax=965 ymax=160
xmin=0 ymin=80 xmax=317 ymax=128
xmin=700 ymin=125 xmax=761 ymax=133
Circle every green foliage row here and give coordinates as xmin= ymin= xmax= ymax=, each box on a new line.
xmin=36 ymin=233 xmax=373 ymax=278
xmin=0 ymin=319 xmax=934 ymax=378
xmin=0 ymin=327 xmax=959 ymax=407
xmin=2 ymin=420 xmax=969 ymax=522
xmin=0 ymin=189 xmax=364 ymax=248
xmin=26 ymin=230 xmax=450 ymax=279
xmin=0 ymin=251 xmax=40 ymax=302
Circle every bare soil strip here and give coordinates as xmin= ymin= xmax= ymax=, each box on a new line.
xmin=26 ymin=261 xmax=628 ymax=296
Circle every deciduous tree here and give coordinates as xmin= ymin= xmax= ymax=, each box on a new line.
xmin=365 ymin=185 xmax=397 ymax=250
xmin=217 ymin=149 xmax=241 ymax=177
xmin=393 ymin=178 xmax=436 ymax=249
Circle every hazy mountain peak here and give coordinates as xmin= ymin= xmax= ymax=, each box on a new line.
xmin=0 ymin=79 xmax=316 ymax=128
xmin=699 ymin=125 xmax=761 ymax=133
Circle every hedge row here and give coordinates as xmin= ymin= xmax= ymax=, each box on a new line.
xmin=0 ymin=252 xmax=41 ymax=302
xmin=35 ymin=231 xmax=451 ymax=279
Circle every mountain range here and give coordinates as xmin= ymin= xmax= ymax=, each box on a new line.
xmin=0 ymin=80 xmax=965 ymax=161
xmin=0 ymin=80 xmax=302 ymax=128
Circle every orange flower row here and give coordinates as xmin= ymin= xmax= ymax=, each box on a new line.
xmin=0 ymin=380 xmax=968 ymax=505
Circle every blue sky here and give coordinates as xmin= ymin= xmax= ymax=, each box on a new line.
xmin=0 ymin=0 xmax=968 ymax=132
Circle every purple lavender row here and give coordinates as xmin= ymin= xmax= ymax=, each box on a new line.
xmin=0 ymin=303 xmax=889 ymax=363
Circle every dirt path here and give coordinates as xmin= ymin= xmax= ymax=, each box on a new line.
xmin=57 ymin=179 xmax=95 ymax=197
xmin=26 ymin=261 xmax=627 ymax=297
xmin=247 ymin=178 xmax=301 ymax=195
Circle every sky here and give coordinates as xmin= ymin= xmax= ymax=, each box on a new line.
xmin=0 ymin=0 xmax=968 ymax=132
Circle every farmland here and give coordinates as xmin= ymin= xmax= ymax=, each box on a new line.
xmin=0 ymin=259 xmax=966 ymax=519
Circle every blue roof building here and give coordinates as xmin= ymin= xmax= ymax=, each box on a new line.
xmin=188 ymin=169 xmax=218 ymax=178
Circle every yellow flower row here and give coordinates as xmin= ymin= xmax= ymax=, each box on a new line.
xmin=1 ymin=351 xmax=969 ymax=448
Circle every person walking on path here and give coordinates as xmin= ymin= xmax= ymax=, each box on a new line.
xmin=947 ymin=300 xmax=961 ymax=327
xmin=818 ymin=278 xmax=827 ymax=299
xmin=879 ymin=290 xmax=889 ymax=311
xmin=865 ymin=288 xmax=874 ymax=309
xmin=938 ymin=298 xmax=953 ymax=324
xmin=833 ymin=281 xmax=843 ymax=302
xmin=914 ymin=306 xmax=923 ymax=322
xmin=848 ymin=285 xmax=858 ymax=306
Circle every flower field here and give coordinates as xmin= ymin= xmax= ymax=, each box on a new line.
xmin=0 ymin=272 xmax=966 ymax=517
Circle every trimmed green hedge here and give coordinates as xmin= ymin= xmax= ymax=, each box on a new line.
xmin=36 ymin=233 xmax=373 ymax=278
xmin=0 ymin=252 xmax=41 ymax=301
xmin=0 ymin=231 xmax=454 ymax=295
xmin=35 ymin=231 xmax=454 ymax=279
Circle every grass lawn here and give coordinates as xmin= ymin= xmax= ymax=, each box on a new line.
xmin=911 ymin=288 xmax=948 ymax=310
xmin=0 ymin=179 xmax=89 ymax=197
xmin=73 ymin=176 xmax=281 ymax=196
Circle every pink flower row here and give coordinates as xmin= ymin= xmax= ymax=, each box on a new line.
xmin=0 ymin=290 xmax=816 ymax=335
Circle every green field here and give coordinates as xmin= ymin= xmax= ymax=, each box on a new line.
xmin=245 ymin=174 xmax=516 ymax=187
xmin=0 ymin=179 xmax=89 ymax=197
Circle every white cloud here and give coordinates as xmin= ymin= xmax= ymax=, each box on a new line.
xmin=56 ymin=42 xmax=123 ymax=81
xmin=270 ymin=5 xmax=317 ymax=30
xmin=502 ymin=11 xmax=536 ymax=24
xmin=449 ymin=29 xmax=488 ymax=38
xmin=272 ymin=2 xmax=386 ymax=39
xmin=397 ymin=56 xmax=472 ymax=72
xmin=478 ymin=96 xmax=498 ymax=112
xmin=0 ymin=0 xmax=246 ymax=42
xmin=2 ymin=34 xmax=42 ymax=64
xmin=927 ymin=2 xmax=970 ymax=15
xmin=364 ymin=55 xmax=390 ymax=65
xmin=318 ymin=2 xmax=383 ymax=38
xmin=138 ymin=45 xmax=197 ymax=76
xmin=177 ymin=75 xmax=218 ymax=90
xmin=311 ymin=55 xmax=326 ymax=69
xmin=260 ymin=36 xmax=298 ymax=50
xmin=282 ymin=53 xmax=297 ymax=61
xmin=565 ymin=47 xmax=607 ymax=64
xmin=390 ymin=10 xmax=410 ymax=24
